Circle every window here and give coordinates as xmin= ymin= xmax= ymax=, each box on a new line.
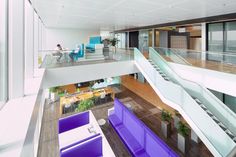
xmin=225 ymin=21 xmax=236 ymax=52
xmin=208 ymin=23 xmax=224 ymax=52
xmin=207 ymin=21 xmax=236 ymax=63
xmin=0 ymin=0 xmax=8 ymax=107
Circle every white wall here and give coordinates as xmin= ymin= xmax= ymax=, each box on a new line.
xmin=44 ymin=28 xmax=100 ymax=50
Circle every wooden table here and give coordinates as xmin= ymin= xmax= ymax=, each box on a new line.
xmin=60 ymin=87 xmax=115 ymax=115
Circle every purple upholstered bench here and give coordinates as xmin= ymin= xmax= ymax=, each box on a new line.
xmin=59 ymin=111 xmax=89 ymax=134
xmin=61 ymin=135 xmax=103 ymax=157
xmin=58 ymin=111 xmax=103 ymax=157
xmin=108 ymin=98 xmax=179 ymax=157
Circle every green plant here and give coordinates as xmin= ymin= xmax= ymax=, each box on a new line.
xmin=76 ymin=98 xmax=94 ymax=112
xmin=109 ymin=38 xmax=119 ymax=46
xmin=177 ymin=121 xmax=190 ymax=137
xmin=174 ymin=110 xmax=181 ymax=117
xmin=102 ymin=38 xmax=119 ymax=47
xmin=161 ymin=110 xmax=172 ymax=123
xmin=49 ymin=86 xmax=61 ymax=93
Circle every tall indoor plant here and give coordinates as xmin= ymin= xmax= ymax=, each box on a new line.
xmin=161 ymin=110 xmax=172 ymax=138
xmin=177 ymin=121 xmax=190 ymax=154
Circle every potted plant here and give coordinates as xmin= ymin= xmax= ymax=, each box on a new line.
xmin=110 ymin=38 xmax=119 ymax=53
xmin=76 ymin=98 xmax=95 ymax=112
xmin=173 ymin=110 xmax=181 ymax=129
xmin=49 ymin=86 xmax=61 ymax=101
xmin=161 ymin=110 xmax=172 ymax=138
xmin=177 ymin=121 xmax=190 ymax=154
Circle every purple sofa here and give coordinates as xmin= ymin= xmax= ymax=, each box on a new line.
xmin=61 ymin=135 xmax=103 ymax=157
xmin=59 ymin=111 xmax=89 ymax=134
xmin=109 ymin=98 xmax=179 ymax=157
xmin=59 ymin=111 xmax=103 ymax=157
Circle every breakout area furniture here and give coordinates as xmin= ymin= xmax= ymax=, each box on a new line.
xmin=86 ymin=36 xmax=105 ymax=60
xmin=108 ymin=99 xmax=179 ymax=157
xmin=69 ymin=44 xmax=85 ymax=62
xmin=86 ymin=36 xmax=102 ymax=52
xmin=58 ymin=110 xmax=115 ymax=157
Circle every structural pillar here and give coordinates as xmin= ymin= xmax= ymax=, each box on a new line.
xmin=8 ymin=0 xmax=25 ymax=98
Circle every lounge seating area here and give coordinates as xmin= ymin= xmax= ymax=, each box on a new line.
xmin=108 ymin=98 xmax=179 ymax=157
xmin=58 ymin=110 xmax=115 ymax=157
xmin=85 ymin=36 xmax=105 ymax=60
xmin=86 ymin=36 xmax=102 ymax=52
xmin=69 ymin=44 xmax=85 ymax=62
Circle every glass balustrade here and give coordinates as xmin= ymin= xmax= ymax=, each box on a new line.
xmin=134 ymin=48 xmax=236 ymax=157
xmin=154 ymin=47 xmax=236 ymax=75
xmin=39 ymin=48 xmax=134 ymax=69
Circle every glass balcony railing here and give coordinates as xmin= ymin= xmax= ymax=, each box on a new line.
xmin=154 ymin=47 xmax=236 ymax=75
xmin=134 ymin=47 xmax=236 ymax=157
xmin=39 ymin=48 xmax=134 ymax=69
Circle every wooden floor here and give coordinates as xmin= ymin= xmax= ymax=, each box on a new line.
xmin=37 ymin=84 xmax=212 ymax=157
xmin=163 ymin=55 xmax=236 ymax=75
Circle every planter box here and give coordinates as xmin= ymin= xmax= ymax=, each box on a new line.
xmin=173 ymin=115 xmax=181 ymax=129
xmin=191 ymin=129 xmax=200 ymax=143
xmin=177 ymin=133 xmax=189 ymax=154
xmin=161 ymin=121 xmax=171 ymax=138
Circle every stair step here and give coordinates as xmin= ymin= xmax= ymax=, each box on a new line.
xmin=218 ymin=122 xmax=227 ymax=131
xmin=194 ymin=98 xmax=201 ymax=104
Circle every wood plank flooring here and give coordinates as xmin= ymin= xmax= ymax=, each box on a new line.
xmin=37 ymin=84 xmax=212 ymax=157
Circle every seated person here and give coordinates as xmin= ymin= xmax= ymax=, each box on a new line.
xmin=69 ymin=44 xmax=84 ymax=61
xmin=53 ymin=44 xmax=63 ymax=61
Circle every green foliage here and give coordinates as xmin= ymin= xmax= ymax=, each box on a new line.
xmin=161 ymin=110 xmax=172 ymax=123
xmin=177 ymin=121 xmax=190 ymax=137
xmin=49 ymin=86 xmax=61 ymax=93
xmin=174 ymin=110 xmax=181 ymax=117
xmin=76 ymin=99 xmax=94 ymax=112
xmin=102 ymin=38 xmax=119 ymax=46
xmin=109 ymin=38 xmax=119 ymax=46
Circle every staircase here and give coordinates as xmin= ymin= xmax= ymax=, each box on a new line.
xmin=134 ymin=48 xmax=236 ymax=157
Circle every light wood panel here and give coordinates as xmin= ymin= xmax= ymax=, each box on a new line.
xmin=121 ymin=75 xmax=176 ymax=114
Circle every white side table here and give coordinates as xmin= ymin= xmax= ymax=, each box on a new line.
xmin=97 ymin=119 xmax=106 ymax=126
xmin=124 ymin=103 xmax=133 ymax=112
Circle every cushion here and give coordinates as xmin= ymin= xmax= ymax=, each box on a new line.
xmin=123 ymin=110 xmax=145 ymax=147
xmin=145 ymin=129 xmax=170 ymax=157
xmin=61 ymin=135 xmax=102 ymax=157
xmin=116 ymin=125 xmax=143 ymax=153
xmin=114 ymin=99 xmax=123 ymax=122
xmin=109 ymin=114 xmax=122 ymax=127
xmin=59 ymin=111 xmax=89 ymax=134
xmin=135 ymin=149 xmax=150 ymax=157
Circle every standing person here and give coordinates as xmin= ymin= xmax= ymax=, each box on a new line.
xmin=53 ymin=44 xmax=63 ymax=61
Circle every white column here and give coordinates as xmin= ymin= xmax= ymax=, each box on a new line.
xmin=34 ymin=12 xmax=39 ymax=72
xmin=8 ymin=0 xmax=25 ymax=98
xmin=201 ymin=23 xmax=207 ymax=60
xmin=25 ymin=0 xmax=34 ymax=79
xmin=0 ymin=0 xmax=8 ymax=104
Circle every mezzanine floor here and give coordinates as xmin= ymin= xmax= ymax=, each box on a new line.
xmin=37 ymin=82 xmax=212 ymax=157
